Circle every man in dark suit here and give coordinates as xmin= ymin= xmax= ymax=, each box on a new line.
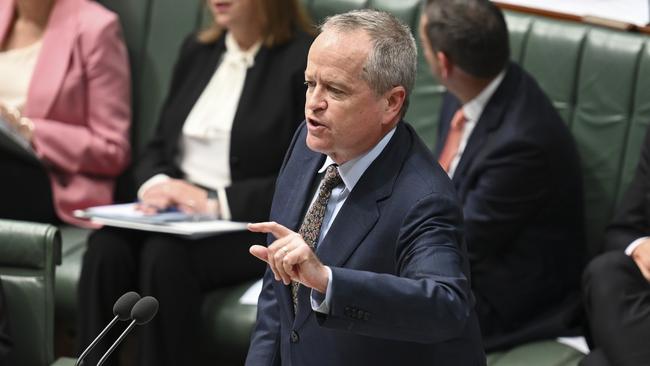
xmin=420 ymin=0 xmax=585 ymax=351
xmin=581 ymin=129 xmax=650 ymax=366
xmin=245 ymin=9 xmax=484 ymax=366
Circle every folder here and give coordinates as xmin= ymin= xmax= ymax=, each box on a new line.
xmin=74 ymin=203 xmax=248 ymax=238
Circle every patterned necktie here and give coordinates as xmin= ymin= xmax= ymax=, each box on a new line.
xmin=438 ymin=109 xmax=466 ymax=172
xmin=292 ymin=164 xmax=342 ymax=313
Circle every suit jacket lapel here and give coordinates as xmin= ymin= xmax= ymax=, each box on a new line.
xmin=451 ymin=65 xmax=517 ymax=188
xmin=168 ymin=37 xmax=226 ymax=143
xmin=294 ymin=123 xmax=410 ymax=329
xmin=24 ymin=0 xmax=79 ymax=118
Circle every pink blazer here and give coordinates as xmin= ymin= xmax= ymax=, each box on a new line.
xmin=0 ymin=0 xmax=131 ymax=227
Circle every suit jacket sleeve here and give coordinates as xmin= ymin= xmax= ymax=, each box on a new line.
xmin=605 ymin=129 xmax=650 ymax=251
xmin=463 ymin=140 xmax=549 ymax=261
xmin=317 ymin=193 xmax=473 ymax=343
xmin=32 ymin=15 xmax=131 ymax=177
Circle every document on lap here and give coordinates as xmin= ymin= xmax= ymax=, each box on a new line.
xmin=74 ymin=203 xmax=247 ymax=238
xmin=0 ymin=115 xmax=39 ymax=165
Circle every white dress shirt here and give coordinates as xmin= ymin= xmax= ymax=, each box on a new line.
xmin=448 ymin=70 xmax=506 ymax=178
xmin=139 ymin=33 xmax=261 ymax=219
xmin=626 ymin=236 xmax=649 ymax=256
xmin=309 ymin=128 xmax=397 ymax=313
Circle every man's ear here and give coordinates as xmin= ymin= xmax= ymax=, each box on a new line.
xmin=382 ymin=86 xmax=406 ymax=125
xmin=436 ymin=51 xmax=452 ymax=79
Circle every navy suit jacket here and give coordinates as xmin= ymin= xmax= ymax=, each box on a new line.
xmin=436 ymin=63 xmax=586 ymax=350
xmin=246 ymin=121 xmax=485 ymax=366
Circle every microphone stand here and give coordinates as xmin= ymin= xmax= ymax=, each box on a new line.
xmin=96 ymin=319 xmax=137 ymax=366
xmin=74 ymin=316 xmax=119 ymax=366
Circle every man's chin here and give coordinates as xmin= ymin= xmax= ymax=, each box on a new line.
xmin=305 ymin=135 xmax=330 ymax=155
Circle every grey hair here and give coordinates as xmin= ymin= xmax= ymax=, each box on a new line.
xmin=320 ymin=9 xmax=417 ymax=118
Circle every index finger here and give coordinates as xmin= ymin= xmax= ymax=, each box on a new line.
xmin=248 ymin=221 xmax=295 ymax=239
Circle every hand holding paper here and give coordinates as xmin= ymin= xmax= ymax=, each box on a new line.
xmin=0 ymin=103 xmax=34 ymax=142
xmin=139 ymin=179 xmax=219 ymax=217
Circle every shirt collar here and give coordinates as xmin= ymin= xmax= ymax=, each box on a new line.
xmin=318 ymin=127 xmax=397 ymax=192
xmin=224 ymin=32 xmax=262 ymax=68
xmin=462 ymin=70 xmax=506 ymax=122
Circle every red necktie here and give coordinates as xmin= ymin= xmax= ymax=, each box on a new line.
xmin=438 ymin=109 xmax=466 ymax=172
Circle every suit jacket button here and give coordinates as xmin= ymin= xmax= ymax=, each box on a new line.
xmin=290 ymin=330 xmax=299 ymax=343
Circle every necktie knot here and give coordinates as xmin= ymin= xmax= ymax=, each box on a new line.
xmin=322 ymin=165 xmax=342 ymax=191
xmin=451 ymin=110 xmax=466 ymax=130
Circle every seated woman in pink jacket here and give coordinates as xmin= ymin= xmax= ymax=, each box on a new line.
xmin=0 ymin=0 xmax=131 ymax=227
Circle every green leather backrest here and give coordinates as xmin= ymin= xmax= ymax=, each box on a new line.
xmin=0 ymin=220 xmax=60 ymax=366
xmin=96 ymin=0 xmax=152 ymax=153
xmin=521 ymin=18 xmax=587 ymax=124
xmin=504 ymin=12 xmax=650 ymax=256
xmin=572 ymin=29 xmax=646 ymax=255
xmin=98 ymin=0 xmax=206 ymax=156
xmin=619 ymin=41 xmax=650 ymax=204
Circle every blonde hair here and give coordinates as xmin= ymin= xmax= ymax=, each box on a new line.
xmin=198 ymin=0 xmax=315 ymax=46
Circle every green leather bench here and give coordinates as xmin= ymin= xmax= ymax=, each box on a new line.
xmin=46 ymin=0 xmax=650 ymax=364
xmin=0 ymin=220 xmax=60 ymax=366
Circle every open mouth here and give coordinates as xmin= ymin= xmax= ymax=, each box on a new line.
xmin=307 ymin=118 xmax=325 ymax=128
xmin=212 ymin=1 xmax=232 ymax=12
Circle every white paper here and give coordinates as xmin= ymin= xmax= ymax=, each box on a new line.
xmin=556 ymin=336 xmax=590 ymax=354
xmin=239 ymin=278 xmax=264 ymax=305
xmin=75 ymin=203 xmax=248 ymax=238
xmin=495 ymin=0 xmax=649 ymax=27
xmin=76 ymin=203 xmax=200 ymax=223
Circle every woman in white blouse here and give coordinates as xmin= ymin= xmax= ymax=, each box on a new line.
xmin=78 ymin=1 xmax=314 ymax=365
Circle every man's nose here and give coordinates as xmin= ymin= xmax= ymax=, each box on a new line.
xmin=306 ymin=89 xmax=327 ymax=112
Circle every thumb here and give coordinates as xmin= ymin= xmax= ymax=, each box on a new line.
xmin=249 ymin=245 xmax=269 ymax=263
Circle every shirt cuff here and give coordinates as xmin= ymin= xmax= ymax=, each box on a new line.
xmin=625 ymin=236 xmax=650 ymax=256
xmin=216 ymin=187 xmax=231 ymax=220
xmin=310 ymin=266 xmax=333 ymax=314
xmin=137 ymin=174 xmax=171 ymax=199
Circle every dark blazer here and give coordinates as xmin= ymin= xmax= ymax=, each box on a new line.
xmin=246 ymin=122 xmax=485 ymax=366
xmin=436 ymin=63 xmax=586 ymax=350
xmin=605 ymin=129 xmax=650 ymax=251
xmin=135 ymin=31 xmax=313 ymax=222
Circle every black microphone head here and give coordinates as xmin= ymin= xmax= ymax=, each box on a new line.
xmin=131 ymin=296 xmax=159 ymax=325
xmin=113 ymin=291 xmax=141 ymax=321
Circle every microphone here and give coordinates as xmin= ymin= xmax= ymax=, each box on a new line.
xmin=97 ymin=296 xmax=159 ymax=366
xmin=75 ymin=291 xmax=141 ymax=366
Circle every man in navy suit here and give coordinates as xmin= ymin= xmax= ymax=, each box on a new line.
xmin=245 ymin=9 xmax=484 ymax=366
xmin=420 ymin=0 xmax=585 ymax=351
